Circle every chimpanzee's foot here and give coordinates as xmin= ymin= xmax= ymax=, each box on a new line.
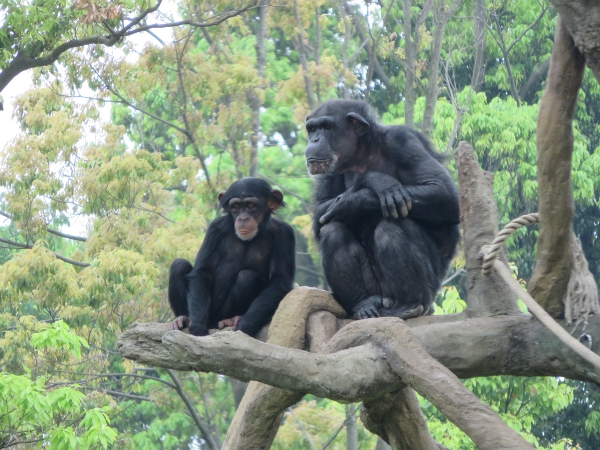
xmin=352 ymin=296 xmax=393 ymax=319
xmin=172 ymin=315 xmax=190 ymax=330
xmin=378 ymin=301 xmax=426 ymax=319
xmin=218 ymin=315 xmax=242 ymax=330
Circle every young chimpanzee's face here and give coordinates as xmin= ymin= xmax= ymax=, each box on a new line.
xmin=218 ymin=178 xmax=285 ymax=242
xmin=228 ymin=196 xmax=264 ymax=241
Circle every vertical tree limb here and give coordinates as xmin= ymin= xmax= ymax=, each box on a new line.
xmin=293 ymin=0 xmax=317 ymax=110
xmin=362 ymin=389 xmax=445 ymax=450
xmin=470 ymin=0 xmax=486 ymax=92
xmin=403 ymin=0 xmax=434 ymax=127
xmin=221 ymin=288 xmax=346 ymax=449
xmin=248 ymin=0 xmax=268 ymax=177
xmin=528 ymin=16 xmax=585 ymax=318
xmin=456 ymin=141 xmax=520 ymax=316
xmin=421 ymin=0 xmax=462 ymax=138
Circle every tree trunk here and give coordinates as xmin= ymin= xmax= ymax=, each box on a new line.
xmin=471 ymin=0 xmax=486 ymax=92
xmin=422 ymin=0 xmax=462 ymax=138
xmin=550 ymin=0 xmax=600 ymax=84
xmin=528 ymin=16 xmax=585 ymax=318
xmin=248 ymin=0 xmax=268 ymax=177
xmin=345 ymin=404 xmax=358 ymax=450
xmin=293 ymin=0 xmax=316 ymax=110
xmin=403 ymin=0 xmax=416 ymax=127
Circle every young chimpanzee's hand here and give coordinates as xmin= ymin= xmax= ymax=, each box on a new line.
xmin=171 ymin=315 xmax=190 ymax=330
xmin=217 ymin=315 xmax=242 ymax=330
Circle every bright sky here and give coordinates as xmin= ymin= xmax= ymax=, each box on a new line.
xmin=0 ymin=70 xmax=32 ymax=151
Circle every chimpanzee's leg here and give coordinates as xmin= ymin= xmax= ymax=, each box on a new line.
xmin=169 ymin=258 xmax=193 ymax=316
xmin=369 ymin=219 xmax=445 ymax=317
xmin=319 ymin=222 xmax=383 ymax=316
xmin=215 ymin=269 xmax=263 ymax=321
xmin=214 ymin=269 xmax=270 ymax=336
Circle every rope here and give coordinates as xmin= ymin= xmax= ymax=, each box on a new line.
xmin=481 ymin=213 xmax=539 ymax=277
xmin=480 ymin=213 xmax=600 ymax=378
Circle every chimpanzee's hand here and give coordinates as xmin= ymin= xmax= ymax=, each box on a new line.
xmin=319 ymin=195 xmax=345 ymax=224
xmin=218 ymin=315 xmax=242 ymax=330
xmin=358 ymin=172 xmax=411 ymax=219
xmin=171 ymin=315 xmax=190 ymax=330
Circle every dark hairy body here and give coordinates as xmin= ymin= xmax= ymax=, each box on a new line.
xmin=305 ymin=100 xmax=460 ymax=319
xmin=168 ymin=178 xmax=296 ymax=337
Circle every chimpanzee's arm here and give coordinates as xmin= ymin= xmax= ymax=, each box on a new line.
xmin=313 ymin=174 xmax=384 ymax=236
xmin=386 ymin=128 xmax=460 ymax=224
xmin=186 ymin=218 xmax=224 ymax=336
xmin=236 ymin=221 xmax=296 ymax=336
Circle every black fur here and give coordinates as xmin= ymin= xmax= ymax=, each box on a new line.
xmin=168 ymin=178 xmax=296 ymax=336
xmin=305 ymin=100 xmax=460 ymax=319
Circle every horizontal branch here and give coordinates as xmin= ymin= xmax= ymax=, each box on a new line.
xmin=0 ymin=237 xmax=90 ymax=267
xmin=0 ymin=210 xmax=87 ymax=241
xmin=0 ymin=0 xmax=255 ymax=94
xmin=119 ymin=318 xmax=537 ymax=449
xmin=119 ymin=313 xmax=600 ymax=387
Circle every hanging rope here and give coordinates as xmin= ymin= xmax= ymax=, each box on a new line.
xmin=480 ymin=213 xmax=600 ymax=377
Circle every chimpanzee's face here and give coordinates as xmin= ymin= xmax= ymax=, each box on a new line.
xmin=218 ymin=178 xmax=284 ymax=242
xmin=304 ymin=104 xmax=371 ymax=175
xmin=228 ymin=196 xmax=263 ymax=241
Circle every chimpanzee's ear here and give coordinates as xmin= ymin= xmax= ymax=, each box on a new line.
xmin=268 ymin=189 xmax=284 ymax=211
xmin=218 ymin=191 xmax=226 ymax=203
xmin=347 ymin=112 xmax=370 ymax=137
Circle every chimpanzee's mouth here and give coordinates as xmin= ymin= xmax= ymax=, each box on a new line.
xmin=306 ymin=158 xmax=334 ymax=175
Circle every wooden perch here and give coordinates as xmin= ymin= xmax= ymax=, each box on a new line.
xmin=528 ymin=15 xmax=586 ymax=317
xmin=120 ymin=312 xmax=539 ymax=449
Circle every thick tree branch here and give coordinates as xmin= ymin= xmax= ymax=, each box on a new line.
xmin=119 ymin=316 xmax=546 ymax=449
xmin=0 ymin=1 xmax=255 ymax=95
xmin=550 ymin=0 xmax=600 ymax=83
xmin=455 ymin=141 xmax=519 ymax=316
xmin=528 ymin=16 xmax=585 ymax=317
xmin=519 ymin=58 xmax=550 ymax=102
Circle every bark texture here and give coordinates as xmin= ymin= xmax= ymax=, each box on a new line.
xmin=550 ymin=1 xmax=600 ymax=83
xmin=222 ymin=287 xmax=345 ymax=450
xmin=456 ymin=141 xmax=520 ymax=316
xmin=528 ymin=16 xmax=585 ymax=318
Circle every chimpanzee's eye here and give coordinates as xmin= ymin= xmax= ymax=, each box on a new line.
xmin=307 ymin=125 xmax=316 ymax=133
xmin=231 ymin=205 xmax=240 ymax=213
xmin=247 ymin=203 xmax=256 ymax=210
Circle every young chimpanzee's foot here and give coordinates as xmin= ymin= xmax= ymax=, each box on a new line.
xmin=217 ymin=315 xmax=242 ymax=330
xmin=171 ymin=315 xmax=190 ymax=330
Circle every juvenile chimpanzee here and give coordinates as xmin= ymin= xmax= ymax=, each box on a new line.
xmin=168 ymin=178 xmax=296 ymax=337
xmin=305 ymin=100 xmax=460 ymax=320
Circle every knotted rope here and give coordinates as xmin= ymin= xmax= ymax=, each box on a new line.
xmin=480 ymin=213 xmax=600 ymax=377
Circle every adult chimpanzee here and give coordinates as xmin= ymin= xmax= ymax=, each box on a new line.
xmin=305 ymin=100 xmax=460 ymax=320
xmin=168 ymin=178 xmax=296 ymax=337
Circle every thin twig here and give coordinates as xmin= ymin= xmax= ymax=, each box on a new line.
xmin=287 ymin=407 xmax=318 ymax=450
